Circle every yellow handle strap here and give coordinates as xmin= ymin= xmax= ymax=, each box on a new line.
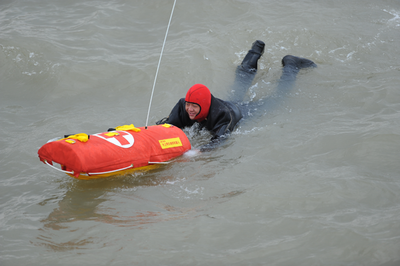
xmin=63 ymin=133 xmax=89 ymax=143
xmin=115 ymin=124 xmax=141 ymax=132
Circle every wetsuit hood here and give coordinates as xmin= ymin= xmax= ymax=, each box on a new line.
xmin=185 ymin=84 xmax=211 ymax=121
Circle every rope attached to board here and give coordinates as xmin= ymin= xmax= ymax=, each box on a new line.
xmin=145 ymin=0 xmax=177 ymax=129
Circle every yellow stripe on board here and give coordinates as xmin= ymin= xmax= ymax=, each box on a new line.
xmin=159 ymin=137 xmax=182 ymax=149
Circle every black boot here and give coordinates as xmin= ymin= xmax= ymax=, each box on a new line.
xmin=251 ymin=40 xmax=265 ymax=55
xmin=282 ymin=55 xmax=316 ymax=69
xmin=240 ymin=40 xmax=265 ymax=71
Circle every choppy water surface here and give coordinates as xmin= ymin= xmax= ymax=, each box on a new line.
xmin=1 ymin=0 xmax=400 ymax=265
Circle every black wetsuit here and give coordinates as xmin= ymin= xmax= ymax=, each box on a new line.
xmin=156 ymin=40 xmax=316 ymax=151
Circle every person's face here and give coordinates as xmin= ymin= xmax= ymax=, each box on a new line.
xmin=185 ymin=102 xmax=200 ymax=120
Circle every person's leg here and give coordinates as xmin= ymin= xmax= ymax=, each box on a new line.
xmin=229 ymin=40 xmax=265 ymax=103
xmin=242 ymin=55 xmax=316 ymax=119
xmin=275 ymin=55 xmax=317 ymax=97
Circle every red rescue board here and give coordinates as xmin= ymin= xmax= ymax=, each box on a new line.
xmin=38 ymin=124 xmax=191 ymax=179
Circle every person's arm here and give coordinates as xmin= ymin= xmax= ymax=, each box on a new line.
xmin=199 ymin=114 xmax=232 ymax=152
xmin=156 ymin=98 xmax=191 ymax=128
xmin=199 ymin=131 xmax=229 ymax=152
xmin=199 ymin=100 xmax=241 ymax=152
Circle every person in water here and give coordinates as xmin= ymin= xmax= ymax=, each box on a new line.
xmin=156 ymin=40 xmax=316 ymax=151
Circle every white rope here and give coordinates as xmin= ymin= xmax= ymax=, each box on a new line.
xmin=45 ymin=160 xmax=170 ymax=176
xmin=44 ymin=160 xmax=74 ymax=175
xmin=145 ymin=0 xmax=177 ymax=128
xmin=88 ymin=164 xmax=133 ymax=175
xmin=44 ymin=160 xmax=135 ymax=176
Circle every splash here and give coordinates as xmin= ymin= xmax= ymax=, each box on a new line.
xmin=383 ymin=9 xmax=400 ymax=27
xmin=1 ymin=44 xmax=59 ymax=76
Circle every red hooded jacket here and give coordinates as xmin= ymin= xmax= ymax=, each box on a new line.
xmin=184 ymin=84 xmax=212 ymax=121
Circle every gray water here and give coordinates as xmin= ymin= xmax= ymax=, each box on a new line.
xmin=1 ymin=0 xmax=400 ymax=265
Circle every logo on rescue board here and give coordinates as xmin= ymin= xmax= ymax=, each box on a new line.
xmin=93 ymin=131 xmax=134 ymax=148
xmin=159 ymin=138 xmax=182 ymax=149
